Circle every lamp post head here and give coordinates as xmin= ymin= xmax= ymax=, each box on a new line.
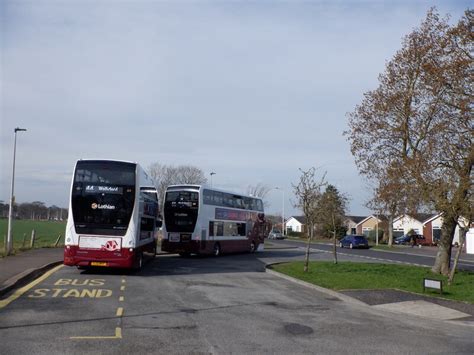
xmin=14 ymin=127 xmax=27 ymax=133
xmin=210 ymin=172 xmax=216 ymax=176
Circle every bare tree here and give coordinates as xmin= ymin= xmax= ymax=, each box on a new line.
xmin=293 ymin=167 xmax=327 ymax=272
xmin=148 ymin=163 xmax=208 ymax=205
xmin=247 ymin=183 xmax=272 ymax=208
xmin=346 ymin=9 xmax=473 ymax=275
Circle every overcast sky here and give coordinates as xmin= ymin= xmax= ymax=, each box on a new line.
xmin=0 ymin=0 xmax=469 ymax=217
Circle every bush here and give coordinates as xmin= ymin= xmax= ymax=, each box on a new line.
xmin=366 ymin=230 xmax=384 ymax=243
xmin=288 ymin=231 xmax=305 ymax=238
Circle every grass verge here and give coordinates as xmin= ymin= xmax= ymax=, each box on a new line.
xmin=270 ymin=261 xmax=474 ymax=304
xmin=0 ymin=219 xmax=66 ymax=256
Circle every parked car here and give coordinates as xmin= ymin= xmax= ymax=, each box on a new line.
xmin=339 ymin=235 xmax=369 ymax=249
xmin=394 ymin=234 xmax=428 ymax=246
xmin=268 ymin=229 xmax=285 ymax=240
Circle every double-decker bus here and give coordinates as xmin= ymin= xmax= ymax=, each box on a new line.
xmin=64 ymin=159 xmax=161 ymax=269
xmin=161 ymin=185 xmax=268 ymax=256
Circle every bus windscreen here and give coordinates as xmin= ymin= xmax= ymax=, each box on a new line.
xmin=164 ymin=191 xmax=199 ymax=233
xmin=71 ymin=161 xmax=136 ymax=236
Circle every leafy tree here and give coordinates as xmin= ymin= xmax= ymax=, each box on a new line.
xmin=316 ymin=185 xmax=348 ymax=264
xmin=293 ymin=167 xmax=326 ymax=272
xmin=346 ymin=8 xmax=473 ymax=275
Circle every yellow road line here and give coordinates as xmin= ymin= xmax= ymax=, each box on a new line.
xmin=116 ymin=307 xmax=123 ymax=317
xmin=120 ymin=285 xmax=125 ymax=291
xmin=0 ymin=264 xmax=63 ymax=309
xmin=121 ymin=279 xmax=126 ymax=284
xmin=119 ymin=296 xmax=124 ymax=302
xmin=71 ymin=327 xmax=122 ymax=340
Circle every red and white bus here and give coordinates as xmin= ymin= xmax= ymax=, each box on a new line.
xmin=64 ymin=159 xmax=161 ymax=269
xmin=161 ymin=185 xmax=268 ymax=256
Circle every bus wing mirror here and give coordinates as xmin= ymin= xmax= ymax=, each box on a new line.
xmin=157 ymin=220 xmax=163 ymax=228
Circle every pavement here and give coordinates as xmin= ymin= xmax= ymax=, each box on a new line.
xmin=1 ymin=246 xmax=473 ymax=325
xmin=0 ymin=248 xmax=63 ymax=298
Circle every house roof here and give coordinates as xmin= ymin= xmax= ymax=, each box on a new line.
xmin=345 ymin=215 xmax=367 ymax=224
xmin=394 ymin=213 xmax=440 ymax=224
xmin=287 ymin=216 xmax=306 ymax=224
xmin=355 ymin=214 xmax=385 ymax=226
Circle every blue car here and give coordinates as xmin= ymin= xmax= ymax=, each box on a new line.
xmin=339 ymin=235 xmax=369 ymax=249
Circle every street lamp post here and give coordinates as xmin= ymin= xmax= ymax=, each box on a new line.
xmin=6 ymin=127 xmax=27 ymax=255
xmin=275 ymin=187 xmax=285 ymax=236
xmin=210 ymin=172 xmax=216 ymax=188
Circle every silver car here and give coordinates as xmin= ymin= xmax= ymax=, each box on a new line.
xmin=268 ymin=230 xmax=284 ymax=239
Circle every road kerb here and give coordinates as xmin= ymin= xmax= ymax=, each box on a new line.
xmin=265 ymin=265 xmax=367 ymax=307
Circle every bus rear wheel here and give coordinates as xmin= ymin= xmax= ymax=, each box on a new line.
xmin=135 ymin=252 xmax=143 ymax=271
xmin=213 ymin=243 xmax=221 ymax=257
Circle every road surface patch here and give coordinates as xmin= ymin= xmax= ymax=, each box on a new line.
xmin=0 ymin=264 xmax=63 ymax=309
xmin=372 ymin=300 xmax=470 ymax=320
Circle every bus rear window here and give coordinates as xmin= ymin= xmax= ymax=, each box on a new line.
xmin=75 ymin=161 xmax=136 ymax=186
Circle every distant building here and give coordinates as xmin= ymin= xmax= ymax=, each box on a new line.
xmin=392 ymin=213 xmax=440 ymax=244
xmin=344 ymin=215 xmax=367 ymax=235
xmin=355 ymin=215 xmax=384 ymax=236
xmin=394 ymin=213 xmax=469 ymax=245
xmin=285 ymin=216 xmax=306 ymax=234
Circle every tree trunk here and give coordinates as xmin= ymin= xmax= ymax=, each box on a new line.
xmin=388 ymin=214 xmax=394 ymax=247
xmin=304 ymin=223 xmax=313 ymax=272
xmin=332 ymin=213 xmax=337 ymax=264
xmin=448 ymin=229 xmax=466 ymax=286
xmin=431 ymin=215 xmax=457 ymax=275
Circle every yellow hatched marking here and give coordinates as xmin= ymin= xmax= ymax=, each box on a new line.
xmin=120 ymin=285 xmax=125 ymax=291
xmin=0 ymin=265 xmax=63 ymax=309
xmin=119 ymin=296 xmax=124 ymax=302
xmin=121 ymin=279 xmax=126 ymax=284
xmin=116 ymin=307 xmax=123 ymax=317
xmin=71 ymin=327 xmax=122 ymax=340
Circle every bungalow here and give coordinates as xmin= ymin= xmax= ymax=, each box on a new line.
xmin=421 ymin=214 xmax=469 ymax=245
xmin=285 ymin=216 xmax=306 ymax=234
xmin=392 ymin=213 xmax=438 ymax=240
xmin=355 ymin=215 xmax=384 ymax=236
xmin=344 ymin=215 xmax=367 ymax=235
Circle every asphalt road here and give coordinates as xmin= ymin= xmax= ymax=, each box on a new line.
xmin=0 ymin=249 xmax=473 ymax=354
xmin=274 ymin=238 xmax=474 ymax=272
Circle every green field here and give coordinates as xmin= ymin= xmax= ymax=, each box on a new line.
xmin=271 ymin=261 xmax=474 ymax=304
xmin=0 ymin=218 xmax=66 ymax=255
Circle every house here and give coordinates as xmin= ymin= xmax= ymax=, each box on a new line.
xmin=355 ymin=215 xmax=384 ymax=236
xmin=285 ymin=216 xmax=306 ymax=234
xmin=344 ymin=216 xmax=367 ymax=235
xmin=392 ymin=213 xmax=438 ymax=240
xmin=421 ymin=214 xmax=469 ymax=245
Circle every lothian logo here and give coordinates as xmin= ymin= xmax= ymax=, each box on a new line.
xmin=91 ymin=203 xmax=115 ymax=210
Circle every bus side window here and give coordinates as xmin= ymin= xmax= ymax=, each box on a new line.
xmin=209 ymin=221 xmax=214 ymax=236
xmin=216 ymin=222 xmax=224 ymax=236
xmin=237 ymin=223 xmax=246 ymax=236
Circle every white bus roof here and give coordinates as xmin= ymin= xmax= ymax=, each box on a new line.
xmin=166 ymin=184 xmax=263 ymax=200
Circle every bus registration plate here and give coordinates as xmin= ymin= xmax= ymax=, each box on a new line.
xmin=91 ymin=262 xmax=108 ymax=267
xmin=169 ymin=233 xmax=180 ymax=242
